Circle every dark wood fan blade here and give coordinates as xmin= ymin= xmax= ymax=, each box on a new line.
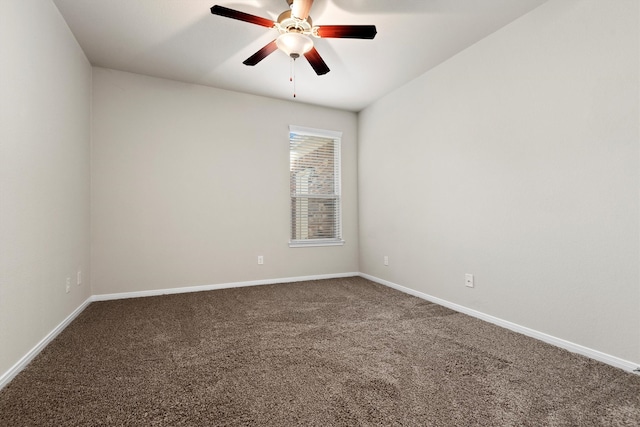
xmin=291 ymin=0 xmax=313 ymax=20
xmin=316 ymin=25 xmax=377 ymax=39
xmin=210 ymin=5 xmax=274 ymax=28
xmin=304 ymin=47 xmax=330 ymax=75
xmin=243 ymin=40 xmax=279 ymax=66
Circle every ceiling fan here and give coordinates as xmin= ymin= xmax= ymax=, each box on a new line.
xmin=210 ymin=0 xmax=377 ymax=76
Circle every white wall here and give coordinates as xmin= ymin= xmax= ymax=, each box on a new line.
xmin=358 ymin=0 xmax=639 ymax=364
xmin=0 ymin=1 xmax=92 ymax=376
xmin=91 ymin=68 xmax=359 ymax=295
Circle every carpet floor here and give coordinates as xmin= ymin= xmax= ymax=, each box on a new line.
xmin=1 ymin=276 xmax=639 ymax=426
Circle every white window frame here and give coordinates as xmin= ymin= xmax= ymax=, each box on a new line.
xmin=289 ymin=125 xmax=344 ymax=248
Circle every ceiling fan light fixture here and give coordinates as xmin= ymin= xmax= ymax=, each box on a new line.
xmin=276 ymin=32 xmax=313 ymax=58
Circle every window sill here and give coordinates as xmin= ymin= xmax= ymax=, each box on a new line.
xmin=289 ymin=240 xmax=345 ymax=248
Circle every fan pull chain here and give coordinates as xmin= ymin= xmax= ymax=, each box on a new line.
xmin=290 ymin=57 xmax=297 ymax=98
xmin=290 ymin=57 xmax=293 ymax=83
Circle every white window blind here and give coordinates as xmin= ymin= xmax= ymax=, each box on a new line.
xmin=289 ymin=125 xmax=344 ymax=247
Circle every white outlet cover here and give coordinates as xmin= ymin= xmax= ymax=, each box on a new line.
xmin=465 ymin=274 xmax=474 ymax=288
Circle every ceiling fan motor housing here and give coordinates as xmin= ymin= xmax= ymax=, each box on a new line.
xmin=277 ymin=10 xmax=313 ymax=34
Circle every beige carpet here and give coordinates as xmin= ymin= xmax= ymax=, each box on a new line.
xmin=1 ymin=276 xmax=639 ymax=426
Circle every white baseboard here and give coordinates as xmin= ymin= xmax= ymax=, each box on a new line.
xmin=360 ymin=273 xmax=640 ymax=374
xmin=92 ymin=272 xmax=360 ymax=301
xmin=0 ymin=297 xmax=94 ymax=390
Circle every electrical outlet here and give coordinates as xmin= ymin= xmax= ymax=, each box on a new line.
xmin=65 ymin=277 xmax=71 ymax=293
xmin=77 ymin=270 xmax=82 ymax=286
xmin=258 ymin=255 xmax=264 ymax=265
xmin=384 ymin=256 xmax=389 ymax=266
xmin=465 ymin=274 xmax=474 ymax=288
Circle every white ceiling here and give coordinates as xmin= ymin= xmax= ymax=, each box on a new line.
xmin=53 ymin=0 xmax=547 ymax=112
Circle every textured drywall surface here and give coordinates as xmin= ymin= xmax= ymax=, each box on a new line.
xmin=358 ymin=0 xmax=639 ymax=363
xmin=0 ymin=0 xmax=92 ymax=376
xmin=91 ymin=68 xmax=359 ymax=295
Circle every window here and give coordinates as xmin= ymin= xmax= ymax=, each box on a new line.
xmin=289 ymin=125 xmax=343 ymax=247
